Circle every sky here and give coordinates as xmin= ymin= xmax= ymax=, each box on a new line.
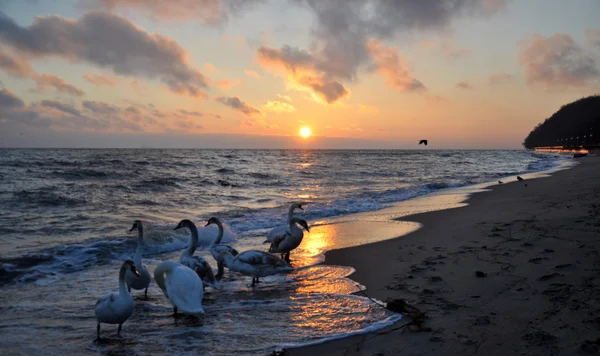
xmin=0 ymin=0 xmax=599 ymax=149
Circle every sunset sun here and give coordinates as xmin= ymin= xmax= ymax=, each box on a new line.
xmin=299 ymin=127 xmax=312 ymax=138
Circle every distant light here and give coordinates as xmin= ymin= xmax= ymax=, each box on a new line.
xmin=299 ymin=126 xmax=312 ymax=138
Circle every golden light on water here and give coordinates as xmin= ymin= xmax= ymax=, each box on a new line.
xmin=299 ymin=126 xmax=312 ymax=138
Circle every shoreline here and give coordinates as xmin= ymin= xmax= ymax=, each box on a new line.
xmin=290 ymin=156 xmax=600 ymax=356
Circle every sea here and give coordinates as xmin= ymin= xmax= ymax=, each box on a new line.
xmin=0 ymin=149 xmax=570 ymax=355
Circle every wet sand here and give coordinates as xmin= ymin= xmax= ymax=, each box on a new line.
xmin=290 ymin=156 xmax=600 ymax=356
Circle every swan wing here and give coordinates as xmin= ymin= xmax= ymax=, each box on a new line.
xmin=238 ymin=250 xmax=288 ymax=267
xmin=265 ymin=225 xmax=290 ymax=243
xmin=125 ymin=263 xmax=151 ymax=290
xmin=212 ymin=244 xmax=238 ymax=256
xmin=165 ymin=265 xmax=205 ymax=316
xmin=181 ymin=255 xmax=218 ymax=288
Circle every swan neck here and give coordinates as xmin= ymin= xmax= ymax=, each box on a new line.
xmin=119 ymin=264 xmax=129 ymax=295
xmin=134 ymin=225 xmax=144 ymax=266
xmin=213 ymin=220 xmax=224 ymax=245
xmin=185 ymin=224 xmax=199 ymax=255
xmin=134 ymin=242 xmax=143 ymax=266
xmin=154 ymin=263 xmax=167 ymax=293
xmin=287 ymin=205 xmax=295 ymax=222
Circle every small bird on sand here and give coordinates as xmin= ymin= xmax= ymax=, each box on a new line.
xmin=498 ymin=180 xmax=503 ymax=184
xmin=418 ymin=139 xmax=428 ymax=146
xmin=517 ymin=176 xmax=524 ymax=181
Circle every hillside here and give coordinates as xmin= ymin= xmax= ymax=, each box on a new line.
xmin=523 ymin=95 xmax=600 ymax=149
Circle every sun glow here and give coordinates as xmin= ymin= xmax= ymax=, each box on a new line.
xmin=300 ymin=126 xmax=312 ymax=138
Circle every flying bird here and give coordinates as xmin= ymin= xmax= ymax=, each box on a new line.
xmin=418 ymin=140 xmax=428 ymax=146
xmin=517 ymin=176 xmax=524 ymax=181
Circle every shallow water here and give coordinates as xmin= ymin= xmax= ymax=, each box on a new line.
xmin=0 ymin=149 xmax=568 ymax=354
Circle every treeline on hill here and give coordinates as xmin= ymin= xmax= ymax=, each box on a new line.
xmin=523 ymin=95 xmax=600 ymax=149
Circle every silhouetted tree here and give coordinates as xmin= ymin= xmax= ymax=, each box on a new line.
xmin=523 ymin=95 xmax=600 ymax=149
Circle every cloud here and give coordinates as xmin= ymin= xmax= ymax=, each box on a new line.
xmin=204 ymin=62 xmax=218 ymax=73
xmin=244 ymin=69 xmax=261 ymax=79
xmin=178 ymin=109 xmax=203 ymax=117
xmin=276 ymin=93 xmax=292 ymax=102
xmin=456 ymin=81 xmax=472 ymax=89
xmin=0 ymin=11 xmax=209 ymax=97
xmin=39 ymin=100 xmax=82 ymax=116
xmin=586 ymin=29 xmax=600 ymax=49
xmin=288 ymin=0 xmax=505 ymax=82
xmin=358 ymin=104 xmax=379 ymax=115
xmin=262 ymin=100 xmax=296 ymax=113
xmin=518 ymin=33 xmax=599 ymax=89
xmin=213 ymin=78 xmax=243 ymax=91
xmin=488 ymin=72 xmax=513 ymax=85
xmin=0 ymin=88 xmax=24 ymax=108
xmin=216 ymin=96 xmax=260 ymax=116
xmin=83 ymin=72 xmax=118 ymax=86
xmin=0 ymin=49 xmax=34 ymax=77
xmin=1 ymin=90 xmax=212 ymax=132
xmin=82 ymin=0 xmax=266 ymax=25
xmin=33 ymin=74 xmax=85 ymax=96
xmin=1 ymin=50 xmax=84 ymax=96
xmin=257 ymin=45 xmax=350 ymax=104
xmin=367 ymin=40 xmax=425 ymax=91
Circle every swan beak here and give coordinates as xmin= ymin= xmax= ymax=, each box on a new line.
xmin=204 ymin=222 xmax=210 ymax=227
xmin=299 ymin=205 xmax=304 ymax=210
xmin=305 ymin=227 xmax=310 ymax=232
xmin=129 ymin=227 xmax=136 ymax=232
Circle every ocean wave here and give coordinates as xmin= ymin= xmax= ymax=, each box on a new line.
xmin=216 ymin=167 xmax=235 ymax=174
xmin=51 ymin=169 xmax=110 ymax=179
xmin=12 ymin=189 xmax=86 ymax=207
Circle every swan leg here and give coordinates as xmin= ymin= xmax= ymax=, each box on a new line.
xmin=216 ymin=262 xmax=224 ymax=281
xmin=285 ymin=252 xmax=290 ymax=262
xmin=144 ymin=287 xmax=148 ymax=298
xmin=96 ymin=323 xmax=100 ymax=340
xmin=117 ymin=323 xmax=122 ymax=336
xmin=173 ymin=307 xmax=178 ymax=316
xmin=251 ymin=277 xmax=256 ymax=286
xmin=128 ymin=286 xmax=131 ymax=293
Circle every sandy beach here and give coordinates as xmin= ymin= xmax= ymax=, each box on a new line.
xmin=290 ymin=156 xmax=600 ymax=356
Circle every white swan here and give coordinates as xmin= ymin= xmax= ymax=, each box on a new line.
xmin=125 ymin=220 xmax=152 ymax=297
xmin=95 ymin=260 xmax=138 ymax=340
xmin=175 ymin=219 xmax=219 ymax=289
xmin=206 ymin=217 xmax=239 ymax=280
xmin=153 ymin=260 xmax=205 ymax=316
xmin=264 ymin=202 xmax=303 ymax=243
xmin=269 ymin=217 xmax=310 ymax=262
xmin=220 ymin=250 xmax=293 ymax=286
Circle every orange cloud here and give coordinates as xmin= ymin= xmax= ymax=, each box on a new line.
xmin=0 ymin=50 xmax=84 ymax=96
xmin=33 ymin=74 xmax=85 ymax=96
xmin=367 ymin=40 xmax=425 ymax=92
xmin=204 ymin=63 xmax=219 ymax=73
xmin=262 ymin=100 xmax=296 ymax=113
xmin=213 ymin=78 xmax=243 ymax=91
xmin=358 ymin=104 xmax=379 ymax=115
xmin=244 ymin=69 xmax=261 ymax=79
xmin=83 ymin=72 xmax=118 ymax=86
xmin=276 ymin=94 xmax=292 ymax=102
xmin=257 ymin=45 xmax=350 ymax=104
xmin=0 ymin=50 xmax=34 ymax=77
